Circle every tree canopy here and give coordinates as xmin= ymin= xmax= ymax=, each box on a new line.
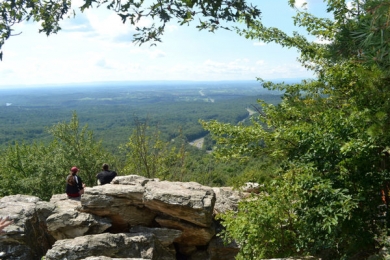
xmin=0 ymin=113 xmax=116 ymax=200
xmin=202 ymin=0 xmax=390 ymax=259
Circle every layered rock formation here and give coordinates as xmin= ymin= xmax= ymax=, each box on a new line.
xmin=0 ymin=175 xmax=249 ymax=260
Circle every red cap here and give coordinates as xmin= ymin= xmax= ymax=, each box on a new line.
xmin=71 ymin=167 xmax=79 ymax=173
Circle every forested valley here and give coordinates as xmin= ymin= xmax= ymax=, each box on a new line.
xmin=0 ymin=81 xmax=282 ymax=148
xmin=0 ymin=80 xmax=282 ymax=200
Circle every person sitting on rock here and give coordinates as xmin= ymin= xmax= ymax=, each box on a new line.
xmin=96 ymin=163 xmax=117 ymax=185
xmin=0 ymin=216 xmax=13 ymax=234
xmin=66 ymin=166 xmax=86 ymax=198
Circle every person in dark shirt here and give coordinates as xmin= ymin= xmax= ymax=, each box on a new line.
xmin=66 ymin=166 xmax=86 ymax=198
xmin=96 ymin=163 xmax=117 ymax=185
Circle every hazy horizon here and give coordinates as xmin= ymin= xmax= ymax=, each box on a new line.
xmin=0 ymin=78 xmax=307 ymax=90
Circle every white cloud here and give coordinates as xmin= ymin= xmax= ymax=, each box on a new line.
xmin=253 ymin=42 xmax=266 ymax=46
xmin=149 ymin=49 xmax=166 ymax=59
xmin=294 ymin=0 xmax=308 ymax=9
xmin=166 ymin=25 xmax=179 ymax=32
xmin=260 ymin=63 xmax=313 ymax=79
xmin=236 ymin=58 xmax=250 ymax=63
xmin=71 ymin=10 xmax=155 ymax=44
xmin=87 ymin=12 xmax=130 ymax=38
xmin=126 ymin=48 xmax=166 ymax=59
xmin=70 ymin=0 xmax=85 ymax=8
xmin=62 ymin=14 xmax=94 ymax=33
xmin=95 ymin=58 xmax=113 ymax=69
xmin=256 ymin=60 xmax=265 ymax=65
xmin=202 ymin=59 xmax=254 ymax=75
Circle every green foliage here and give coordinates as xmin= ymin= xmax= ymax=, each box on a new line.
xmin=225 ymin=157 xmax=277 ymax=188
xmin=183 ymin=151 xmax=234 ymax=186
xmin=121 ymin=117 xmax=186 ymax=180
xmin=0 ymin=112 xmax=115 ymax=200
xmin=203 ymin=0 xmax=390 ymax=259
xmin=47 ymin=112 xmax=116 ymax=187
xmin=0 ymin=141 xmax=67 ymax=200
xmin=221 ymin=164 xmax=358 ymax=259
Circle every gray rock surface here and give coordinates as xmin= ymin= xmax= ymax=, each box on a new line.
xmin=212 ymin=187 xmax=245 ymax=215
xmin=129 ymin=226 xmax=182 ymax=247
xmin=0 ymin=195 xmax=55 ymax=259
xmin=45 ymin=233 xmax=175 ymax=260
xmin=143 ymin=181 xmax=215 ymax=227
xmin=111 ymin=175 xmax=157 ymax=186
xmin=80 ymin=184 xmax=156 ymax=231
xmin=155 ymin=216 xmax=215 ymax=246
xmin=47 ymin=194 xmax=111 ymax=240
xmin=0 ymin=175 xmax=250 ymax=260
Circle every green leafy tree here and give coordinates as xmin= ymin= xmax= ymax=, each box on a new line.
xmin=0 ymin=141 xmax=67 ymax=200
xmin=0 ymin=112 xmax=115 ymax=200
xmin=122 ymin=117 xmax=186 ymax=179
xmin=47 ymin=112 xmax=116 ymax=187
xmin=0 ymin=0 xmax=260 ymax=60
xmin=202 ymin=0 xmax=390 ymax=259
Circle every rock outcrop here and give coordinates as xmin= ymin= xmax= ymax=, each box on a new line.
xmin=0 ymin=195 xmax=56 ymax=259
xmin=45 ymin=233 xmax=176 ymax=260
xmin=0 ymin=175 xmax=250 ymax=260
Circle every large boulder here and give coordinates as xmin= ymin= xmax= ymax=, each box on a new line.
xmin=46 ymin=194 xmax=112 ymax=240
xmin=80 ymin=184 xmax=156 ymax=231
xmin=212 ymin=187 xmax=249 ymax=215
xmin=0 ymin=195 xmax=55 ymax=259
xmin=45 ymin=233 xmax=175 ymax=260
xmin=155 ymin=216 xmax=215 ymax=246
xmin=129 ymin=226 xmax=182 ymax=247
xmin=80 ymin=178 xmax=216 ymax=239
xmin=143 ymin=181 xmax=215 ymax=228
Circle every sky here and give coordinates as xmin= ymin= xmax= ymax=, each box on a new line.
xmin=0 ymin=0 xmax=330 ymax=87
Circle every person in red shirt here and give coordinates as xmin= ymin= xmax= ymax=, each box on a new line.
xmin=66 ymin=166 xmax=86 ymax=198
